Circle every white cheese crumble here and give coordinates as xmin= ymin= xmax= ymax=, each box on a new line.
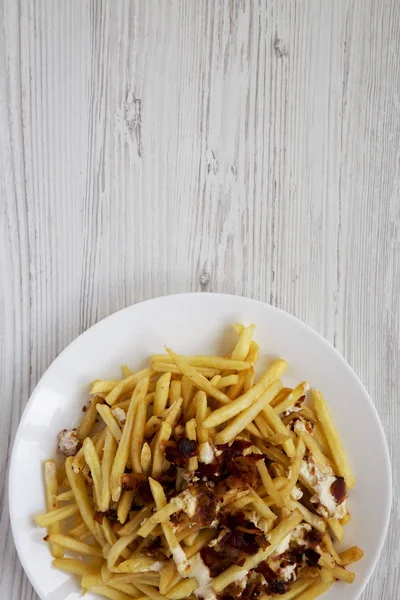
xmin=279 ymin=563 xmax=297 ymax=582
xmin=199 ymin=442 xmax=215 ymax=464
xmin=57 ymin=429 xmax=80 ymax=456
xmin=179 ymin=488 xmax=198 ymax=518
xmin=300 ymin=458 xmax=347 ymax=519
xmin=171 ymin=546 xmax=189 ymax=574
xmin=246 ymin=510 xmax=269 ymax=533
xmin=270 ymin=523 xmax=311 ymax=557
xmin=290 ymin=485 xmax=303 ymax=500
xmin=188 ymin=553 xmax=216 ymax=600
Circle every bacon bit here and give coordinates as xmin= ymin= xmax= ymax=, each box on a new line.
xmin=201 ymin=547 xmax=234 ymax=578
xmin=165 ymin=438 xmax=199 ymax=466
xmin=227 ymin=456 xmax=260 ymax=488
xmin=331 ymin=477 xmax=347 ymax=505
xmin=94 ymin=509 xmax=118 ymax=524
xmin=216 ymin=439 xmax=252 ymax=458
xmin=120 ymin=473 xmax=139 ymax=490
xmin=220 ymin=531 xmax=259 ymax=555
xmin=304 ymin=529 xmax=323 ymax=549
xmin=254 ymin=562 xmax=290 ymax=595
xmin=142 ymin=538 xmax=167 ymax=561
xmin=43 ymin=535 xmax=49 ymax=542
xmin=189 ymin=481 xmax=217 ymax=526
xmin=304 ymin=548 xmax=321 ymax=566
xmin=82 ymin=405 xmax=87 ymax=412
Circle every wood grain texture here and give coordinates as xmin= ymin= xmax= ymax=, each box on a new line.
xmin=0 ymin=0 xmax=399 ymax=598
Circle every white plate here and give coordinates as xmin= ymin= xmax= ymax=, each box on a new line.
xmin=9 ymin=293 xmax=392 ymax=600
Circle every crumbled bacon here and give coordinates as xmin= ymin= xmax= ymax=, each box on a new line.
xmin=141 ymin=538 xmax=167 ymax=561
xmin=304 ymin=529 xmax=323 ymax=549
xmin=220 ymin=531 xmax=260 ymax=555
xmin=304 ymin=548 xmax=321 ymax=566
xmin=94 ymin=509 xmax=118 ymax=524
xmin=165 ymin=438 xmax=199 ymax=467
xmin=330 ymin=477 xmax=347 ymax=505
xmin=120 ymin=473 xmax=144 ymax=490
xmin=227 ymin=456 xmax=260 ymax=488
xmin=201 ymin=546 xmax=236 ymax=578
xmin=189 ymin=481 xmax=217 ymax=526
xmin=254 ymin=562 xmax=289 ymax=595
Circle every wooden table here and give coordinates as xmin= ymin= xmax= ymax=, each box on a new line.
xmin=1 ymin=1 xmax=398 ymax=598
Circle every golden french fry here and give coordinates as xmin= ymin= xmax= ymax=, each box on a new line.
xmin=55 ymin=490 xmax=75 ymax=502
xmin=331 ymin=565 xmax=355 ymax=583
xmin=312 ymin=389 xmax=355 ymax=488
xmin=257 ymin=460 xmax=284 ymax=508
xmin=34 ymin=503 xmax=80 ymax=528
xmin=165 ymin=348 xmax=229 ymax=404
xmin=245 ymin=341 xmax=259 ymax=366
xmin=117 ymin=490 xmax=135 ymax=525
xmin=45 ymin=533 xmax=102 ymax=556
xmin=100 ymin=429 xmax=117 ymax=512
xmin=328 ymin=518 xmax=343 ymax=542
xmin=44 ymin=460 xmax=63 ymax=558
xmin=280 ymin=438 xmax=305 ymax=498
xmin=231 ymin=324 xmax=255 ymax=360
xmin=105 ymin=369 xmax=152 ymax=406
xmin=204 ymin=360 xmax=287 ymax=429
xmin=287 ymin=499 xmax=326 ymax=532
xmin=166 ymin=578 xmax=197 ymax=599
xmin=83 ymin=437 xmax=102 ymax=505
xmin=110 ymin=376 xmax=149 ymax=501
xmin=339 ymin=546 xmax=364 ymax=566
xmin=152 ymin=421 xmax=172 ymax=479
xmin=262 ymin=403 xmax=295 ymax=457
xmin=243 ymin=367 xmax=255 ymax=392
xmin=273 ymin=382 xmax=309 ymax=415
xmin=131 ymin=390 xmax=150 ymax=473
xmin=294 ymin=580 xmax=332 ymax=599
xmin=52 ymin=558 xmax=99 ymax=576
xmin=96 ymin=404 xmax=122 ymax=442
xmin=153 ymin=362 xmax=219 ymax=378
xmin=140 ymin=442 xmax=152 ymax=475
xmin=186 ymin=418 xmax=198 ymax=472
xmin=169 ymin=380 xmax=182 ymax=406
xmin=154 ymin=372 xmax=171 ymax=416
xmin=196 ymin=391 xmax=208 ymax=444
xmin=78 ymin=395 xmax=104 ymax=440
xmin=215 ymin=380 xmax=283 ymax=445
xmin=144 ymin=415 xmax=162 ymax=438
xmin=165 ymin=397 xmax=183 ymax=428
xmin=151 ymin=355 xmax=250 ymax=371
xmin=90 ymin=380 xmax=120 ymax=395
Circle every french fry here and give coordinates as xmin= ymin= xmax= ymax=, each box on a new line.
xmin=181 ymin=377 xmax=194 ymax=416
xmin=328 ymin=518 xmax=343 ymax=542
xmin=270 ymin=387 xmax=292 ymax=408
xmin=55 ymin=490 xmax=75 ymax=502
xmin=52 ymin=558 xmax=99 ymax=576
xmin=144 ymin=415 xmax=162 ymax=438
xmin=196 ymin=391 xmax=208 ymax=444
xmin=166 ymin=577 xmax=197 ymax=599
xmin=287 ymin=499 xmax=326 ymax=532
xmin=110 ymin=376 xmax=149 ymax=501
xmin=262 ymin=404 xmax=295 ymax=457
xmin=297 ymin=430 xmax=333 ymax=471
xmin=273 ymin=382 xmax=309 ymax=415
xmin=65 ymin=457 xmax=104 ymax=544
xmin=243 ymin=367 xmax=255 ymax=392
xmin=216 ymin=374 xmax=240 ymax=388
xmin=165 ymin=348 xmax=230 ymax=404
xmin=83 ymin=437 xmax=102 ymax=505
xmin=82 ymin=579 xmax=135 ymax=600
xmin=148 ymin=478 xmax=188 ymax=574
xmin=105 ymin=369 xmax=153 ymax=406
xmin=34 ymin=503 xmax=80 ymax=528
xmin=245 ymin=341 xmax=259 ymax=366
xmin=44 ymin=460 xmax=63 ymax=558
xmin=294 ymin=580 xmax=332 ymax=599
xmin=153 ymin=362 xmax=219 ymax=378
xmin=204 ymin=360 xmax=287 ymax=429
xmin=227 ymin=371 xmax=246 ymax=400
xmin=215 ymin=380 xmax=283 ymax=445
xmin=118 ymin=504 xmax=153 ymax=537
xmin=186 ymin=418 xmax=198 ymax=472
xmin=117 ymin=490 xmax=135 ymax=525
xmin=339 ymin=546 xmax=364 ymax=566
xmin=100 ymin=429 xmax=117 ymax=512
xmin=68 ymin=521 xmax=90 ymax=539
xmin=90 ymin=380 xmax=120 ymax=395
xmin=131 ymin=391 xmax=150 ymax=473
xmin=140 ymin=442 xmax=152 ymax=475
xmin=231 ymin=324 xmax=255 ymax=360
xmin=331 ymin=565 xmax=355 ymax=583
xmin=152 ymin=421 xmax=172 ymax=479
xmin=165 ymin=397 xmax=183 ymax=428
xmin=169 ymin=380 xmax=182 ymax=406
xmin=45 ymin=533 xmax=102 ymax=556
xmin=280 ymin=438 xmax=305 ymax=498
xmin=152 ymin=355 xmax=251 ymax=371
xmin=154 ymin=372 xmax=172 ymax=416
xmin=97 ymin=404 xmax=122 ymax=442
xmin=78 ymin=395 xmax=104 ymax=440
xmin=257 ymin=460 xmax=284 ymax=508
xmin=312 ymin=390 xmax=355 ymax=488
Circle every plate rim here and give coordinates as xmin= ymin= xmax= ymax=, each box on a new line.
xmin=8 ymin=292 xmax=393 ymax=600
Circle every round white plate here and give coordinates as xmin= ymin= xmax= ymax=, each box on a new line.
xmin=9 ymin=293 xmax=391 ymax=600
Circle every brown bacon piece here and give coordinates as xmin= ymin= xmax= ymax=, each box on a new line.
xmin=220 ymin=531 xmax=260 ymax=555
xmin=227 ymin=456 xmax=260 ymax=488
xmin=330 ymin=477 xmax=347 ymax=505
xmin=165 ymin=438 xmax=199 ymax=467
xmin=304 ymin=529 xmax=323 ymax=549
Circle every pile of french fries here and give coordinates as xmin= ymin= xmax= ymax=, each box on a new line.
xmin=35 ymin=323 xmax=363 ymax=600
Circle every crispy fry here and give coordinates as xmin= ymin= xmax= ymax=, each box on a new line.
xmin=46 ymin=533 xmax=102 ymax=556
xmin=165 ymin=348 xmax=229 ymax=404
xmin=97 ymin=404 xmax=122 ymax=442
xmin=44 ymin=460 xmax=64 ymax=558
xmin=111 ymin=376 xmax=149 ymax=501
xmin=312 ymin=389 xmax=355 ymax=488
xmin=152 ymin=355 xmax=251 ymax=371
xmin=339 ymin=546 xmax=364 ymax=566
xmin=152 ymin=421 xmax=172 ymax=479
xmin=231 ymin=324 xmax=255 ymax=360
xmin=52 ymin=558 xmax=99 ymax=576
xmin=78 ymin=396 xmax=104 ymax=440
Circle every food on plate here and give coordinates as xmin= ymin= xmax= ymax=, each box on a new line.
xmin=34 ymin=323 xmax=363 ymax=600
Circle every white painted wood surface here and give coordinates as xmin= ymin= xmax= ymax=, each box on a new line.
xmin=0 ymin=0 xmax=399 ymax=598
